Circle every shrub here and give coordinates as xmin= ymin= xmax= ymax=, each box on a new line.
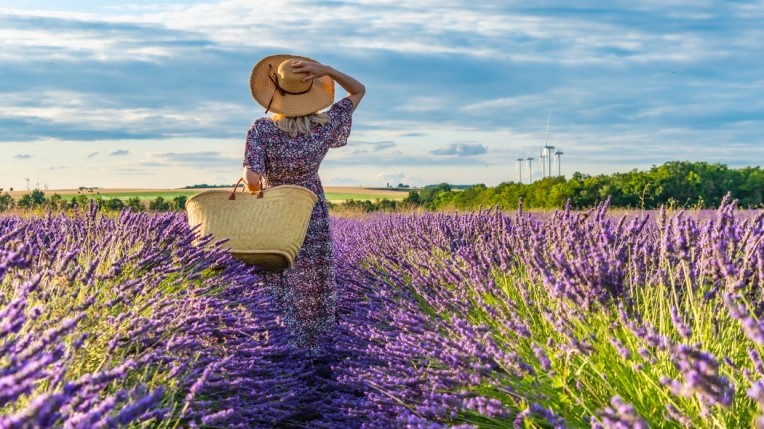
xmin=0 ymin=192 xmax=15 ymax=211
xmin=16 ymin=189 xmax=48 ymax=209
xmin=102 ymin=197 xmax=125 ymax=212
xmin=126 ymin=196 xmax=143 ymax=212
xmin=149 ymin=196 xmax=171 ymax=212
xmin=173 ymin=195 xmax=188 ymax=210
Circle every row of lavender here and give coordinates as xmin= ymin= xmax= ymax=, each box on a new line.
xmin=0 ymin=204 xmax=358 ymax=428
xmin=4 ymin=196 xmax=764 ymax=428
xmin=329 ymin=196 xmax=764 ymax=428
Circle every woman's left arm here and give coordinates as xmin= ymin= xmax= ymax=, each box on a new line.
xmin=242 ymin=166 xmax=262 ymax=194
xmin=243 ymin=124 xmax=265 ymax=194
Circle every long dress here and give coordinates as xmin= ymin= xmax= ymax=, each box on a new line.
xmin=243 ymin=97 xmax=353 ymax=355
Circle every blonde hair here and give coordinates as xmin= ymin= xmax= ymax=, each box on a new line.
xmin=271 ymin=112 xmax=331 ymax=137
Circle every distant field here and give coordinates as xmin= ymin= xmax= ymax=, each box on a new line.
xmin=8 ymin=187 xmax=408 ymax=203
xmin=61 ymin=192 xmax=197 ymax=201
xmin=325 ymin=193 xmax=405 ymax=202
xmin=67 ymin=192 xmax=405 ymax=202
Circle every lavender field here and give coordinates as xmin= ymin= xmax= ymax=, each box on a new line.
xmin=2 ymin=197 xmax=764 ymax=428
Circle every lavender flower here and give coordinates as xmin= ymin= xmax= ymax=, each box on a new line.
xmin=595 ymin=396 xmax=648 ymax=429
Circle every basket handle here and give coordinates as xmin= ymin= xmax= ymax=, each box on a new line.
xmin=229 ymin=176 xmax=264 ymax=200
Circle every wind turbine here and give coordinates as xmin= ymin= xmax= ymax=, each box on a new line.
xmin=516 ymin=153 xmax=524 ymax=184
xmin=24 ymin=176 xmax=30 ymax=191
xmin=43 ymin=182 xmax=49 ymax=191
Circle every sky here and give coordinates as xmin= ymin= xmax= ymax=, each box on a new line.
xmin=1 ymin=0 xmax=763 ymax=190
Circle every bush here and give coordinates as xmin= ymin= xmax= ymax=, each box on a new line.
xmin=149 ymin=196 xmax=171 ymax=212
xmin=0 ymin=192 xmax=15 ymax=211
xmin=102 ymin=197 xmax=125 ymax=212
xmin=336 ymin=198 xmax=401 ymax=212
xmin=70 ymin=194 xmax=91 ymax=209
xmin=173 ymin=195 xmax=188 ymax=210
xmin=16 ymin=189 xmax=48 ymax=209
xmin=126 ymin=196 xmax=143 ymax=212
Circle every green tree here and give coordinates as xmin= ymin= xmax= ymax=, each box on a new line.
xmin=103 ymin=198 xmax=126 ymax=212
xmin=149 ymin=196 xmax=171 ymax=212
xmin=49 ymin=193 xmax=64 ymax=210
xmin=419 ymin=183 xmax=451 ymax=210
xmin=402 ymin=190 xmax=421 ymax=206
xmin=376 ymin=198 xmax=398 ymax=211
xmin=172 ymin=196 xmax=188 ymax=211
xmin=738 ymin=168 xmax=764 ymax=207
xmin=70 ymin=195 xmax=90 ymax=209
xmin=17 ymin=189 xmax=48 ymax=209
xmin=0 ymin=192 xmax=15 ymax=212
xmin=126 ymin=197 xmax=143 ymax=212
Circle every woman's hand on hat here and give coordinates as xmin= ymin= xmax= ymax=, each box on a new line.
xmin=291 ymin=61 xmax=331 ymax=82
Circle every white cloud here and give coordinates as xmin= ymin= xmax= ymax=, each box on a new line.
xmin=325 ymin=176 xmax=363 ymax=186
xmin=0 ymin=90 xmax=248 ymax=140
xmin=431 ymin=143 xmax=487 ymax=156
xmin=208 ymin=174 xmax=229 ymax=185
xmin=0 ymin=0 xmax=741 ymax=65
xmin=0 ymin=0 xmax=763 ymax=190
xmin=379 ymin=172 xmax=406 ymax=182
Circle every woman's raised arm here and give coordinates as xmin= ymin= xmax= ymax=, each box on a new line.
xmin=290 ymin=61 xmax=365 ymax=112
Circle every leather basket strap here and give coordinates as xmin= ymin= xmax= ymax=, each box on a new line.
xmin=229 ymin=176 xmax=264 ymax=200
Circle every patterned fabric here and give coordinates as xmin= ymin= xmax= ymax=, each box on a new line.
xmin=243 ymin=97 xmax=353 ymax=355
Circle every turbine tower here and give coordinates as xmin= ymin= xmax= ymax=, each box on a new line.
xmin=24 ymin=176 xmax=30 ymax=191
xmin=554 ymin=150 xmax=564 ymax=177
xmin=539 ymin=149 xmax=546 ymax=179
xmin=516 ymin=153 xmax=524 ymax=184
xmin=539 ymin=112 xmax=554 ymax=179
xmin=526 ymin=155 xmax=534 ymax=184
xmin=544 ymin=144 xmax=555 ymax=177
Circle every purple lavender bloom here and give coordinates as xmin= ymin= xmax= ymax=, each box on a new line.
xmin=595 ymin=396 xmax=648 ymax=429
xmin=3 ymin=186 xmax=764 ymax=427
xmin=670 ymin=306 xmax=693 ymax=339
xmin=531 ymin=342 xmax=553 ymax=371
xmin=661 ymin=344 xmax=735 ymax=408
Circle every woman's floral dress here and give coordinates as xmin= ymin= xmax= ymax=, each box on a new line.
xmin=243 ymin=97 xmax=353 ymax=355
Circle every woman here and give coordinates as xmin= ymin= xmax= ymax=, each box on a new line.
xmin=242 ymin=54 xmax=365 ymax=356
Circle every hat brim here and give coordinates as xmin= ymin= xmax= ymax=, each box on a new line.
xmin=250 ymin=54 xmax=335 ymax=117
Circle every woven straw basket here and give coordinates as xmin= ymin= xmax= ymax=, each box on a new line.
xmin=186 ymin=185 xmax=318 ymax=270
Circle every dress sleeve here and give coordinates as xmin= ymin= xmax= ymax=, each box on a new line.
xmin=243 ymin=122 xmax=266 ymax=175
xmin=325 ymin=97 xmax=354 ymax=148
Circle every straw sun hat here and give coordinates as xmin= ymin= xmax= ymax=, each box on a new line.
xmin=250 ymin=54 xmax=335 ymax=117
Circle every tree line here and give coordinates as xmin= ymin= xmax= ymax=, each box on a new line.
xmin=327 ymin=161 xmax=764 ymax=212
xmin=400 ymin=161 xmax=764 ymax=211
xmin=3 ymin=161 xmax=762 ymax=214
xmin=0 ymin=189 xmax=187 ymax=213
